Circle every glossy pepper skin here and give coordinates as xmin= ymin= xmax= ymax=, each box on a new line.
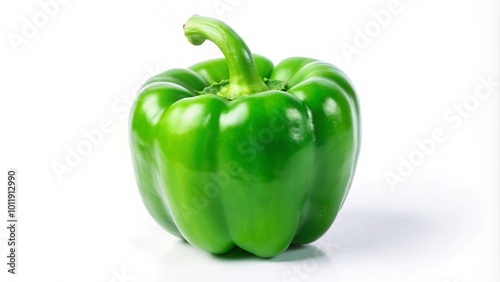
xmin=130 ymin=15 xmax=361 ymax=258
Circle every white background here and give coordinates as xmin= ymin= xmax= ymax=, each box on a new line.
xmin=1 ymin=0 xmax=499 ymax=281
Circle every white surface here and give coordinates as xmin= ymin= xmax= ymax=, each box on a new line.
xmin=0 ymin=0 xmax=499 ymax=281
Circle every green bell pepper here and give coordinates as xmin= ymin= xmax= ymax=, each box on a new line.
xmin=130 ymin=15 xmax=361 ymax=258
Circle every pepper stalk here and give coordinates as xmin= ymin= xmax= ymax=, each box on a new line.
xmin=183 ymin=15 xmax=269 ymax=100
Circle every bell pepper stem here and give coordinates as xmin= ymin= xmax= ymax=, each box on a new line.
xmin=184 ymin=15 xmax=269 ymax=99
